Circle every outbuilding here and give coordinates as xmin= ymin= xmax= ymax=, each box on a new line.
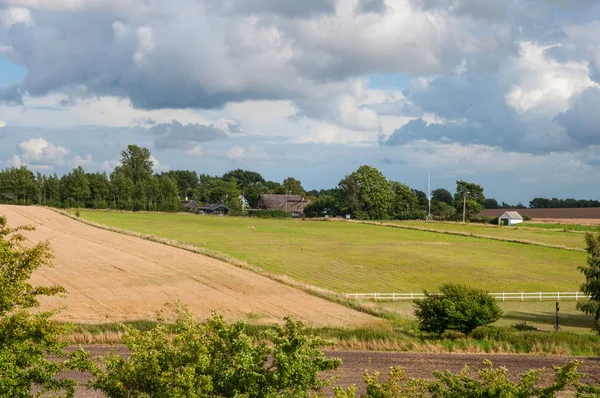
xmin=498 ymin=211 xmax=524 ymax=226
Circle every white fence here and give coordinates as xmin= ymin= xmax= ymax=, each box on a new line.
xmin=345 ymin=292 xmax=590 ymax=302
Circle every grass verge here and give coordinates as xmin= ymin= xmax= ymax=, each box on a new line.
xmin=65 ymin=318 xmax=600 ymax=356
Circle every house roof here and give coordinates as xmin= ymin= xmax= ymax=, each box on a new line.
xmin=181 ymin=200 xmax=199 ymax=209
xmin=200 ymin=203 xmax=230 ymax=211
xmin=500 ymin=211 xmax=523 ymax=220
xmin=257 ymin=194 xmax=310 ymax=212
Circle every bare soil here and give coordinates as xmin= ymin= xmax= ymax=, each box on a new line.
xmin=0 ymin=205 xmax=379 ymax=327
xmin=62 ymin=346 xmax=600 ymax=397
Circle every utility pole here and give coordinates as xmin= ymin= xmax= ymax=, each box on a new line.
xmin=462 ymin=191 xmax=470 ymax=223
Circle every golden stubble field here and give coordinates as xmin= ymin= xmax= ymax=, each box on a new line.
xmin=0 ymin=205 xmax=380 ymax=327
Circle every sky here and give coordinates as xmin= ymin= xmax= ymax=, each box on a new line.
xmin=1 ymin=0 xmax=600 ymax=204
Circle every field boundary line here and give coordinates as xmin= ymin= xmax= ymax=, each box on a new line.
xmin=346 ymin=292 xmax=590 ymax=302
xmin=46 ymin=207 xmax=386 ymax=320
xmin=346 ymin=220 xmax=585 ymax=252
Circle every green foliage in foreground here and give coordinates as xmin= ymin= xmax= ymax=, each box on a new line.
xmin=414 ymin=284 xmax=502 ymax=336
xmin=0 ymin=216 xmax=75 ymax=397
xmin=578 ymin=232 xmax=600 ymax=333
xmin=71 ymin=306 xmax=341 ymax=398
xmin=334 ymin=360 xmax=584 ymax=398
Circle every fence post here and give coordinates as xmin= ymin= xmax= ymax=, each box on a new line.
xmin=374 ymin=292 xmax=377 ymax=300
xmin=576 ymin=291 xmax=578 ymax=301
xmin=521 ymin=292 xmax=523 ymax=301
xmin=502 ymin=292 xmax=505 ymax=302
xmin=411 ymin=292 xmax=414 ymax=300
xmin=557 ymin=291 xmax=560 ymax=301
xmin=539 ymin=292 xmax=542 ymax=301
xmin=393 ymin=292 xmax=395 ymax=301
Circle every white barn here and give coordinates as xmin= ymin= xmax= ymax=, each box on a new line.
xmin=498 ymin=211 xmax=524 ymax=226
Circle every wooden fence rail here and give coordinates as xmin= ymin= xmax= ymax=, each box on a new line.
xmin=344 ymin=292 xmax=590 ymax=302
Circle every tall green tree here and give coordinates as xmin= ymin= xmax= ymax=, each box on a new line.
xmin=278 ymin=177 xmax=306 ymax=196
xmin=0 ymin=216 xmax=76 ymax=397
xmin=577 ymin=232 xmax=600 ymax=334
xmin=222 ymin=169 xmax=265 ymax=187
xmin=389 ymin=181 xmax=418 ymax=215
xmin=453 ymin=180 xmax=485 ymax=218
xmin=431 ymin=188 xmax=453 ymax=206
xmin=119 ymin=145 xmax=154 ymax=185
xmin=61 ymin=166 xmax=90 ymax=206
xmin=161 ymin=170 xmax=199 ymax=199
xmin=338 ymin=165 xmax=393 ymax=220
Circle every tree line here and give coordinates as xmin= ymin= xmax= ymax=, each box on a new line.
xmin=1 ymin=143 xmax=599 ymax=219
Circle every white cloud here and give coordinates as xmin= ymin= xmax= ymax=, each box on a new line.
xmin=18 ymin=137 xmax=69 ymax=165
xmin=71 ymin=154 xmax=93 ymax=167
xmin=505 ymin=42 xmax=598 ymax=115
xmin=225 ymin=146 xmax=270 ymax=162
xmin=183 ymin=145 xmax=204 ymax=157
xmin=0 ymin=7 xmax=34 ymax=29
xmin=149 ymin=154 xmax=169 ymax=172
xmin=0 ymin=121 xmax=7 ymax=128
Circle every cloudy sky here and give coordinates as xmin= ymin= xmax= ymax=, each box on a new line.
xmin=1 ymin=0 xmax=600 ymax=204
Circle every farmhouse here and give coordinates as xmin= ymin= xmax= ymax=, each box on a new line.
xmin=181 ymin=200 xmax=200 ymax=213
xmin=257 ymin=194 xmax=310 ymax=216
xmin=498 ymin=211 xmax=523 ymax=226
xmin=200 ymin=203 xmax=230 ymax=215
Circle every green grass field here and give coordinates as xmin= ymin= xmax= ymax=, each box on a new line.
xmin=517 ymin=223 xmax=600 ymax=232
xmin=73 ymin=210 xmax=586 ymax=294
xmin=383 ymin=221 xmax=587 ymax=250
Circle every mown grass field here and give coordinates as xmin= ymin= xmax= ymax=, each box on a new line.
xmin=73 ymin=210 xmax=586 ymax=294
xmin=384 ymin=221 xmax=588 ymax=250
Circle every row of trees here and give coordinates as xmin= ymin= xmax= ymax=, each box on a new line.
xmin=530 ymin=197 xmax=600 ymax=209
xmin=3 ymin=143 xmax=599 ymax=220
xmin=306 ymin=166 xmax=487 ymax=220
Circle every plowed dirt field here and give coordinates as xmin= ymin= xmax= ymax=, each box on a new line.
xmin=63 ymin=347 xmax=600 ymax=397
xmin=0 ymin=205 xmax=379 ymax=327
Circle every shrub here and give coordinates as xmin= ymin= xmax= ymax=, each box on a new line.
xmin=0 ymin=216 xmax=76 ymax=397
xmin=75 ymin=209 xmax=80 ymax=217
xmin=73 ymin=306 xmax=341 ymax=398
xmin=523 ymin=214 xmax=532 ymax=221
xmin=414 ymin=284 xmax=502 ymax=336
xmin=333 ymin=360 xmax=582 ymax=398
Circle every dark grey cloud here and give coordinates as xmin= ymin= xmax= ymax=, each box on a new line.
xmin=555 ymin=87 xmax=600 ymax=146
xmin=204 ymin=0 xmax=336 ymax=17
xmin=148 ymin=120 xmax=228 ymax=150
xmin=0 ymin=86 xmax=24 ymax=105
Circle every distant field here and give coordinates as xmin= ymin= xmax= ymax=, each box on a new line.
xmin=73 ymin=210 xmax=586 ymax=293
xmin=517 ymin=223 xmax=600 ymax=232
xmin=384 ymin=221 xmax=587 ymax=250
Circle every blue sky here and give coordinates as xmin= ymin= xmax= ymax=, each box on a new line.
xmin=0 ymin=56 xmax=26 ymax=87
xmin=1 ymin=0 xmax=600 ymax=205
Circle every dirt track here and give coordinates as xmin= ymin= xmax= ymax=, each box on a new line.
xmin=0 ymin=205 xmax=379 ymax=327
xmin=63 ymin=346 xmax=600 ymax=397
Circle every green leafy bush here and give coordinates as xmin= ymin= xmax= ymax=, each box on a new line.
xmin=414 ymin=283 xmax=502 ymax=336
xmin=73 ymin=306 xmax=341 ymax=397
xmin=333 ymin=360 xmax=582 ymax=398
xmin=0 ymin=216 xmax=75 ymax=397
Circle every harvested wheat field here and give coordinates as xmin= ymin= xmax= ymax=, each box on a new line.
xmin=0 ymin=205 xmax=380 ymax=327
